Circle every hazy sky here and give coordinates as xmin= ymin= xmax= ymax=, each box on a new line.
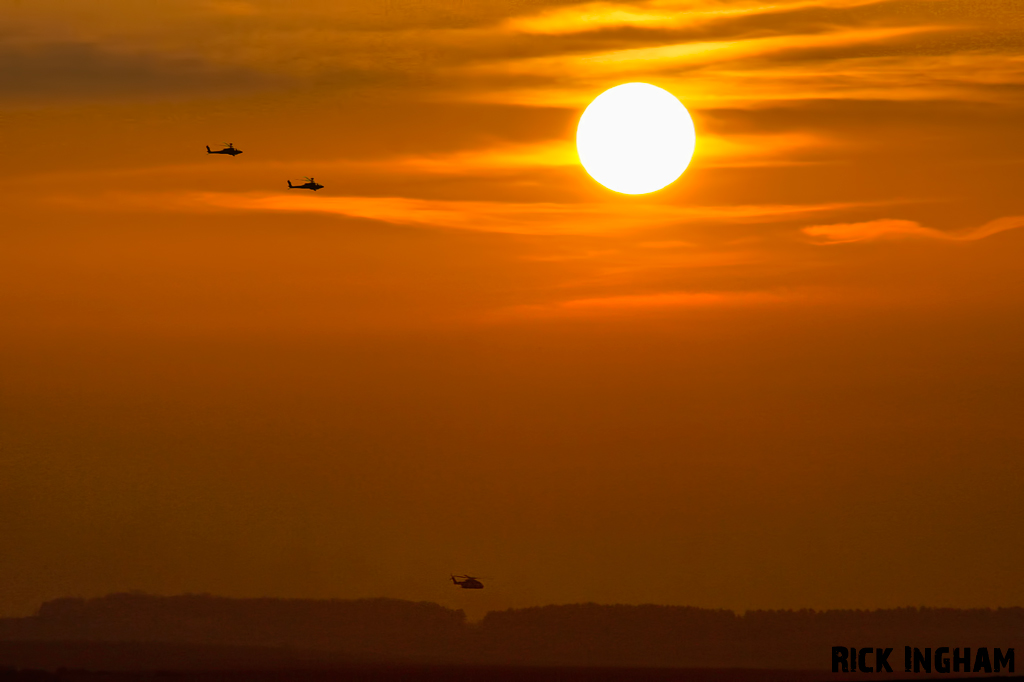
xmin=2 ymin=0 xmax=1023 ymax=620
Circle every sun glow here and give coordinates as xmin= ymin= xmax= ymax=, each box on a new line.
xmin=576 ymin=83 xmax=697 ymax=194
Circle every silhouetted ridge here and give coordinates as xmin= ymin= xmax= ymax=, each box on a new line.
xmin=0 ymin=594 xmax=465 ymax=660
xmin=473 ymin=605 xmax=1024 ymax=668
xmin=2 ymin=595 xmax=1023 ymax=669
xmin=477 ymin=604 xmax=739 ymax=667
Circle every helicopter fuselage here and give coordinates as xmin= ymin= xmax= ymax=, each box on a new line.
xmin=207 ymin=146 xmax=242 ymax=156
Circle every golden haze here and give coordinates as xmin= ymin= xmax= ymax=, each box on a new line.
xmin=1 ymin=0 xmax=1024 ymax=620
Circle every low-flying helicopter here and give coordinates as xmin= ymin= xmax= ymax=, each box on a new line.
xmin=451 ymin=575 xmax=484 ymax=589
xmin=288 ymin=177 xmax=324 ymax=191
xmin=206 ymin=143 xmax=243 ymax=156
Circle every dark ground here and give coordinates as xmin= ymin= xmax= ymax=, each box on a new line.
xmin=2 ymin=597 xmax=1020 ymax=677
xmin=4 ymin=667 xmax=1024 ymax=682
xmin=0 ymin=668 xmax=836 ymax=682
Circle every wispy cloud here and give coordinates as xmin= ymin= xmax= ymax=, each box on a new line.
xmin=496 ymin=289 xmax=787 ymax=319
xmin=193 ymin=191 xmax=873 ymax=235
xmin=504 ymin=0 xmax=895 ymax=36
xmin=0 ymin=41 xmax=275 ymax=102
xmin=802 ymin=216 xmax=1024 ymax=244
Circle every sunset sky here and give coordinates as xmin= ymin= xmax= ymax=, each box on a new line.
xmin=2 ymin=0 xmax=1023 ymax=620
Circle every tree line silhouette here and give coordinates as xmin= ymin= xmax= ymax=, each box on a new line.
xmin=1 ymin=594 xmax=1022 ymax=670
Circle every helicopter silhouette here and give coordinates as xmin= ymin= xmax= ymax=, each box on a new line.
xmin=288 ymin=177 xmax=324 ymax=191
xmin=206 ymin=143 xmax=243 ymax=156
xmin=451 ymin=575 xmax=485 ymax=589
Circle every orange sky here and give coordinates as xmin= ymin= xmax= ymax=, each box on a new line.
xmin=2 ymin=0 xmax=1023 ymax=620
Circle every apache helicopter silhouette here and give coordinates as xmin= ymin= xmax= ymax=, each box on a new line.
xmin=451 ymin=574 xmax=485 ymax=589
xmin=288 ymin=177 xmax=324 ymax=191
xmin=206 ymin=143 xmax=243 ymax=156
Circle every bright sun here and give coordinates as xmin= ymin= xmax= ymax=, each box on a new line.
xmin=576 ymin=83 xmax=696 ymax=195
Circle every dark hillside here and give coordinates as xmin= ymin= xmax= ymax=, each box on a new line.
xmin=1 ymin=595 xmax=1022 ymax=670
xmin=0 ymin=595 xmax=464 ymax=661
xmin=474 ymin=605 xmax=1024 ymax=669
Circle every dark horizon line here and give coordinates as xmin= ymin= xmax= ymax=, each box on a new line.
xmin=12 ymin=592 xmax=1024 ymax=619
